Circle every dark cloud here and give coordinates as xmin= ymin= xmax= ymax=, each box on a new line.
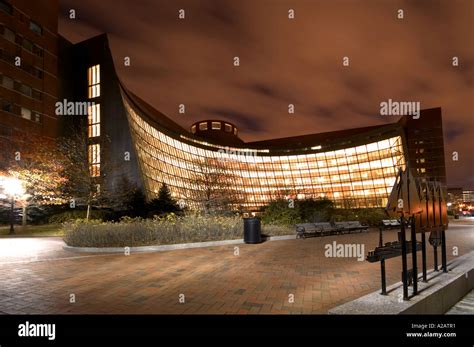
xmin=446 ymin=127 xmax=464 ymax=142
xmin=59 ymin=0 xmax=474 ymax=188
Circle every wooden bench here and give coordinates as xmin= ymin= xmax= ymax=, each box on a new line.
xmin=381 ymin=219 xmax=401 ymax=229
xmin=295 ymin=222 xmax=333 ymax=239
xmin=333 ymin=221 xmax=369 ymax=234
xmin=296 ymin=221 xmax=368 ymax=238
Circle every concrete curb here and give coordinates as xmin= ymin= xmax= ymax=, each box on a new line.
xmin=63 ymin=234 xmax=296 ymax=253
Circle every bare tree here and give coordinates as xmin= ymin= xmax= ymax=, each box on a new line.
xmin=187 ymin=156 xmax=242 ymax=214
xmin=59 ymin=127 xmax=114 ymax=219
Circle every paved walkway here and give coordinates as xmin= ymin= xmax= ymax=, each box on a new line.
xmin=0 ymin=224 xmax=473 ymax=314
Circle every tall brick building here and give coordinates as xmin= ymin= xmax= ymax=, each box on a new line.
xmin=0 ymin=0 xmax=60 ymax=138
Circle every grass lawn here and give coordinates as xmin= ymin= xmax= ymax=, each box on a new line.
xmin=0 ymin=224 xmax=63 ymax=237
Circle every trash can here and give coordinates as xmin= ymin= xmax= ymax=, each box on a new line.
xmin=243 ymin=217 xmax=261 ymax=244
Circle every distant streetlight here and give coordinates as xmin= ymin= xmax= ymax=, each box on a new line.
xmin=2 ymin=177 xmax=25 ymax=235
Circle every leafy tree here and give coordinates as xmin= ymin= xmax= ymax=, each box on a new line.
xmin=0 ymin=133 xmax=68 ymax=205
xmin=0 ymin=134 xmax=68 ymax=225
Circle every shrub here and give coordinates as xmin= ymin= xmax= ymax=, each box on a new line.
xmin=261 ymin=223 xmax=293 ymax=236
xmin=63 ymin=213 xmax=247 ymax=247
xmin=260 ymin=198 xmax=384 ymax=227
xmin=354 ymin=208 xmax=386 ymax=226
xmin=48 ymin=209 xmax=110 ymax=224
xmin=298 ymin=198 xmax=334 ymax=222
xmin=331 ymin=208 xmax=385 ymax=226
xmin=260 ymin=198 xmax=334 ymax=225
xmin=260 ymin=199 xmax=301 ymax=226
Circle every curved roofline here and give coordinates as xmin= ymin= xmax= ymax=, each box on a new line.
xmin=119 ymin=81 xmax=437 ymax=155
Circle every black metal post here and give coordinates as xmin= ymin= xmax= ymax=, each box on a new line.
xmin=9 ymin=196 xmax=15 ymax=235
xmin=410 ymin=216 xmax=418 ymax=295
xmin=434 ymin=245 xmax=438 ymax=271
xmin=400 ymin=215 xmax=409 ymax=300
xmin=441 ymin=229 xmax=447 ymax=273
xmin=421 ymin=230 xmax=427 ymax=282
xmin=381 ymin=260 xmax=387 ymax=295
xmin=379 ymin=228 xmax=387 ymax=295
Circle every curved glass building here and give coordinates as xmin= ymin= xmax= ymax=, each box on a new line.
xmin=120 ymin=86 xmax=446 ymax=211
xmin=61 ymin=34 xmax=447 ymax=212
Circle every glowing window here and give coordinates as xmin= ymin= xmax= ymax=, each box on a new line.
xmin=212 ymin=122 xmax=221 ymax=130
xmin=234 ymin=128 xmax=238 ymax=135
xmin=21 ymin=107 xmax=31 ymax=120
xmin=88 ymin=104 xmax=101 ymax=137
xmin=199 ymin=122 xmax=208 ymax=130
xmin=88 ymin=144 xmax=101 ymax=177
xmin=87 ymin=65 xmax=100 ymax=98
xmin=224 ymin=123 xmax=232 ymax=132
xmin=191 ymin=125 xmax=196 ymax=134
xmin=29 ymin=21 xmax=43 ymax=35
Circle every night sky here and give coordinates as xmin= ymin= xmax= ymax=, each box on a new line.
xmin=58 ymin=0 xmax=473 ymax=189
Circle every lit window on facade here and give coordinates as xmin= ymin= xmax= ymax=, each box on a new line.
xmin=224 ymin=123 xmax=232 ymax=132
xmin=123 ymin=98 xmax=406 ymax=210
xmin=191 ymin=125 xmax=196 ymax=134
xmin=88 ymin=144 xmax=101 ymax=177
xmin=21 ymin=107 xmax=31 ymax=120
xmin=212 ymin=122 xmax=221 ymax=130
xmin=29 ymin=21 xmax=43 ymax=35
xmin=199 ymin=122 xmax=207 ymax=130
xmin=88 ymin=104 xmax=101 ymax=137
xmin=87 ymin=65 xmax=100 ymax=98
xmin=234 ymin=128 xmax=238 ymax=135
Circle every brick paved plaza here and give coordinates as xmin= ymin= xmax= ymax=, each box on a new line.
xmin=0 ymin=223 xmax=472 ymax=314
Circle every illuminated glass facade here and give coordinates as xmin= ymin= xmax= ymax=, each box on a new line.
xmin=122 ymin=94 xmax=407 ymax=211
xmin=60 ymin=34 xmax=446 ymax=210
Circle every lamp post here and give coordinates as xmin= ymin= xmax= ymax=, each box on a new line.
xmin=9 ymin=194 xmax=14 ymax=235
xmin=2 ymin=177 xmax=25 ymax=235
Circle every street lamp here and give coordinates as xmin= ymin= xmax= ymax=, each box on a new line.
xmin=2 ymin=177 xmax=25 ymax=235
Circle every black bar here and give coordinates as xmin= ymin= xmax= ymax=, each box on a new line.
xmin=379 ymin=227 xmax=387 ymax=295
xmin=9 ymin=196 xmax=15 ymax=235
xmin=381 ymin=260 xmax=387 ymax=295
xmin=0 ymin=314 xmax=471 ymax=341
xmin=400 ymin=216 xmax=409 ymax=300
xmin=441 ymin=229 xmax=447 ymax=272
xmin=410 ymin=217 xmax=417 ymax=295
xmin=421 ymin=230 xmax=427 ymax=282
xmin=434 ymin=245 xmax=438 ymax=271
